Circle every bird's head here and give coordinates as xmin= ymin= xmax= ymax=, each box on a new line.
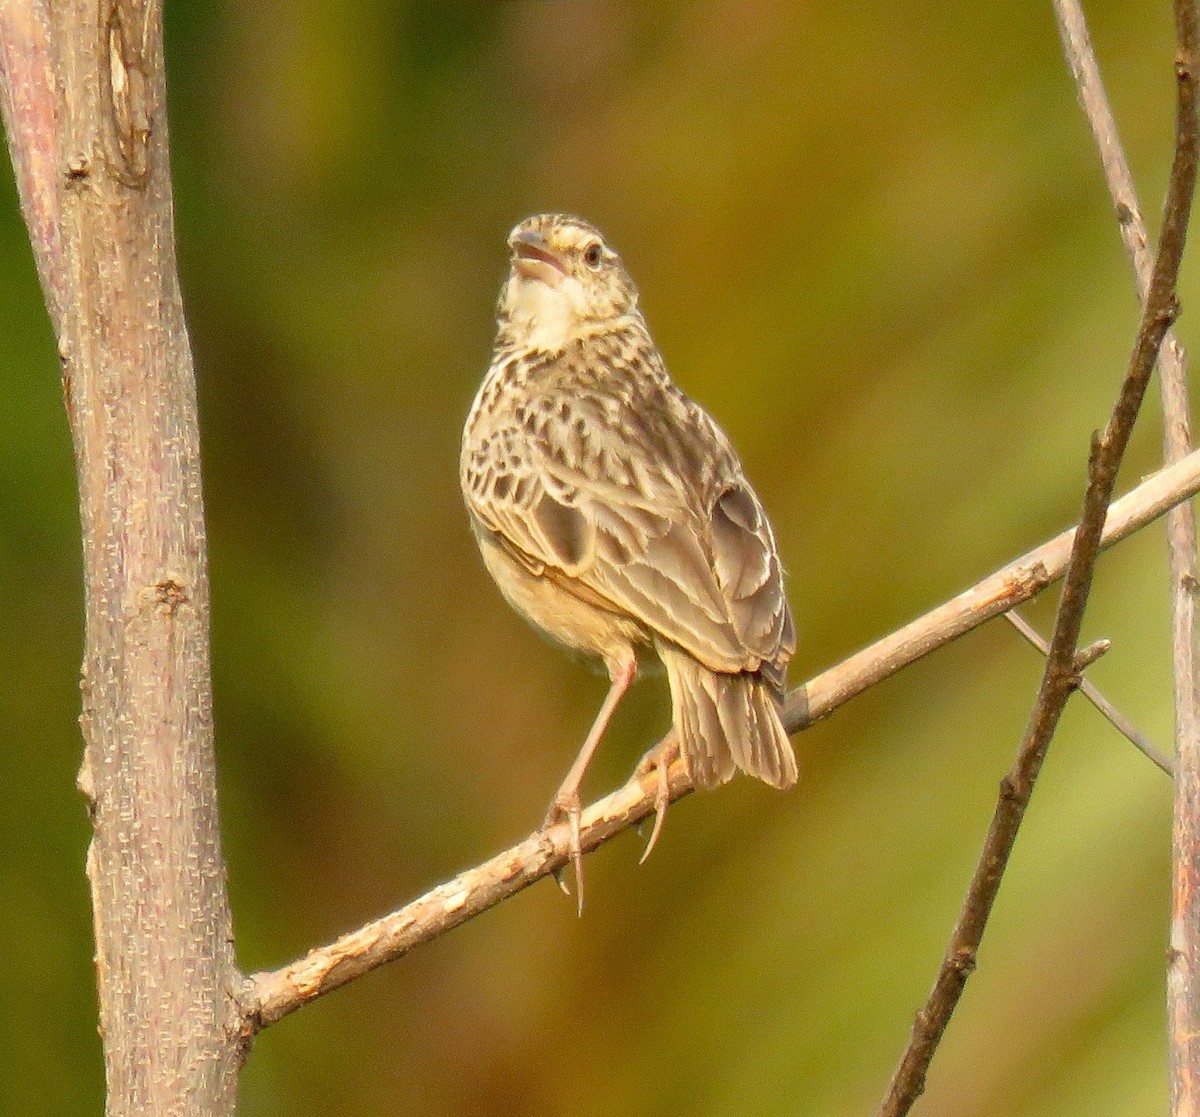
xmin=496 ymin=214 xmax=640 ymax=352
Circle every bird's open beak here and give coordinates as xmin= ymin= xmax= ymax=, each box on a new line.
xmin=510 ymin=229 xmax=567 ymax=289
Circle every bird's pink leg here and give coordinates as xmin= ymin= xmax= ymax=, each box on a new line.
xmin=544 ymin=654 xmax=637 ymax=914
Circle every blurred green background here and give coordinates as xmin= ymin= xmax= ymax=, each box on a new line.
xmin=0 ymin=1 xmax=1191 ymax=1114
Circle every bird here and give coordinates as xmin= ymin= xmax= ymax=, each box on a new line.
xmin=461 ymin=213 xmax=797 ymax=906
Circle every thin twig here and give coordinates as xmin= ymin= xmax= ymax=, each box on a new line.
xmin=1005 ymin=609 xmax=1173 ymax=775
xmin=877 ymin=3 xmax=1199 ymax=1110
xmin=787 ymin=447 xmax=1200 ymax=730
xmin=1163 ymin=0 xmax=1200 ymax=1105
xmin=243 ymin=446 xmax=1200 ymax=1029
xmin=1054 ymin=2 xmax=1200 ymax=1108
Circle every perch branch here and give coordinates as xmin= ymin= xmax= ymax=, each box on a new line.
xmin=787 ymin=447 xmax=1200 ymax=729
xmin=244 ymin=444 xmax=1200 ymax=1030
xmin=878 ymin=2 xmax=1199 ymax=1112
xmin=1005 ymin=610 xmax=1172 ymax=775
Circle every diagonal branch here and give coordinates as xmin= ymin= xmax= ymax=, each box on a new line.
xmin=788 ymin=446 xmax=1200 ymax=730
xmin=1004 ymin=609 xmax=1173 ymax=775
xmin=243 ymin=445 xmax=1200 ymax=1030
xmin=877 ymin=3 xmax=1200 ymax=1113
xmin=1052 ymin=1 xmax=1200 ymax=1108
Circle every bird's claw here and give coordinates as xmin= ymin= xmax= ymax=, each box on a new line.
xmin=634 ymin=736 xmax=678 ymax=864
xmin=543 ymin=793 xmax=585 ymax=915
xmin=639 ymin=759 xmax=671 ymax=865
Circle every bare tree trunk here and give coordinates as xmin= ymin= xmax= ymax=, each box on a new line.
xmin=0 ymin=2 xmax=242 ymax=1113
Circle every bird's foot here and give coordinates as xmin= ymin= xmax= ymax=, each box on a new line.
xmin=634 ymin=736 xmax=679 ymax=864
xmin=542 ymin=791 xmax=585 ymax=916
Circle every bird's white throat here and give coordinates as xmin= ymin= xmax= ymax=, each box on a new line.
xmin=508 ymin=274 xmax=581 ymax=352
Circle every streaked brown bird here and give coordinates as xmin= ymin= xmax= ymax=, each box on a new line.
xmin=461 ymin=214 xmax=797 ymax=904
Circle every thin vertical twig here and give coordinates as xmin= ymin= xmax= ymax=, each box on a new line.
xmin=878 ymin=3 xmax=1200 ymax=1111
xmin=1165 ymin=0 xmax=1200 ymax=1098
xmin=1050 ymin=8 xmax=1200 ymax=1107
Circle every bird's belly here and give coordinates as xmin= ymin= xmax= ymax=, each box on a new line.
xmin=476 ymin=529 xmax=645 ymax=664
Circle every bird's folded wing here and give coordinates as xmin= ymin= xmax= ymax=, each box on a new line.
xmin=465 ymin=429 xmax=790 ymax=675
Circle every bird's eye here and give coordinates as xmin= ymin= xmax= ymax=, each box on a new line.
xmin=583 ymin=242 xmax=603 ymax=269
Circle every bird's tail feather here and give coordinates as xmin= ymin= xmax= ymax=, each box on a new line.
xmin=658 ymin=643 xmax=798 ymax=791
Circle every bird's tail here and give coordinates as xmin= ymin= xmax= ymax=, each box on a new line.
xmin=657 ymin=643 xmax=798 ymax=791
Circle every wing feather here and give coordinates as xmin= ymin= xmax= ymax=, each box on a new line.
xmin=461 ymin=348 xmax=793 ymax=678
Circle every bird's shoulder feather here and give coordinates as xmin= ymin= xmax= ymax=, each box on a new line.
xmin=462 ymin=331 xmax=793 ymax=678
